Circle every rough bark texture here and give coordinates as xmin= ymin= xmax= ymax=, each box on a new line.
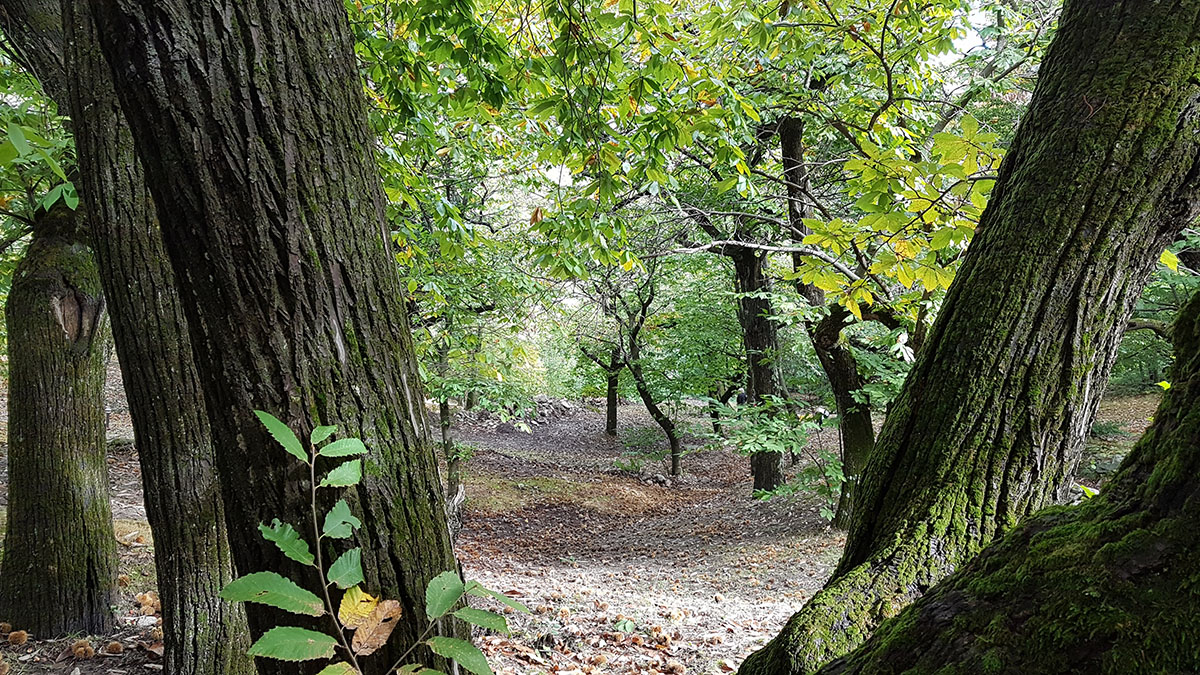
xmin=2 ymin=0 xmax=253 ymax=667
xmin=3 ymin=0 xmax=262 ymax=669
xmin=820 ymin=289 xmax=1200 ymax=674
xmin=741 ymin=2 xmax=1200 ymax=672
xmin=0 ymin=0 xmax=67 ymax=105
xmin=732 ymin=249 xmax=786 ymax=491
xmin=0 ymin=205 xmax=117 ymax=636
xmin=780 ymin=117 xmax=876 ymax=530
xmin=88 ymin=1 xmax=462 ymax=672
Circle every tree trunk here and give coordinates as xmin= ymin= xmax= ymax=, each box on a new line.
xmin=0 ymin=205 xmax=117 ymax=636
xmin=732 ymin=248 xmax=786 ymax=491
xmin=0 ymin=1 xmax=255 ymax=669
xmin=605 ymin=349 xmax=620 ymax=436
xmin=780 ymin=117 xmax=876 ymax=529
xmin=89 ymin=1 xmax=462 ymax=672
xmin=628 ymin=345 xmax=682 ymax=477
xmin=708 ymin=385 xmax=735 ymax=436
xmin=741 ymin=1 xmax=1200 ymax=671
xmin=821 ymin=289 xmax=1200 ymax=673
xmin=808 ymin=308 xmax=875 ymax=530
xmin=437 ymin=344 xmax=464 ymax=539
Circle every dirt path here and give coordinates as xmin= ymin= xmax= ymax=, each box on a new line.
xmin=455 ymin=407 xmax=843 ymax=674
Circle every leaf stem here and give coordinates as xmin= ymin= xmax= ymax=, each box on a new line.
xmin=311 ymin=451 xmax=363 ymax=672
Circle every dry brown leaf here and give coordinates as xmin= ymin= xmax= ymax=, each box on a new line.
xmin=351 ymin=599 xmax=402 ymax=656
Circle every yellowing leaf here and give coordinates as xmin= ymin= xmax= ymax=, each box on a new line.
xmin=1161 ymin=249 xmax=1180 ymax=272
xmin=351 ymin=600 xmax=403 ymax=656
xmin=338 ymin=586 xmax=378 ymax=630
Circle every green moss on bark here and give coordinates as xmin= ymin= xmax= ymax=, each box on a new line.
xmin=0 ymin=205 xmax=117 ymax=636
xmin=740 ymin=1 xmax=1200 ymax=672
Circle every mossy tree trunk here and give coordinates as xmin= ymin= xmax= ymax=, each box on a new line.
xmin=741 ymin=1 xmax=1200 ymax=672
xmin=780 ymin=117 xmax=877 ymax=530
xmin=732 ymin=248 xmax=786 ymax=491
xmin=1 ymin=1 xmax=254 ymax=670
xmin=821 ymin=289 xmax=1200 ymax=674
xmin=89 ymin=1 xmax=463 ymax=672
xmin=0 ymin=205 xmax=117 ymax=637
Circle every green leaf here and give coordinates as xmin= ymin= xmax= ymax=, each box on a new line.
xmin=322 ymin=499 xmax=362 ymax=539
xmin=258 ymin=519 xmax=315 ymax=566
xmin=221 ymin=572 xmax=324 ymax=616
xmin=960 ymin=114 xmax=979 ymax=139
xmin=7 ymin=122 xmax=29 ymax=156
xmin=319 ymin=459 xmax=362 ymax=488
xmin=328 ymin=548 xmax=364 ymax=589
xmin=255 ymin=410 xmax=307 ymax=462
xmin=930 ymin=228 xmax=954 ymax=251
xmin=465 ymin=581 xmax=530 ymax=614
xmin=425 ymin=570 xmax=465 ymax=619
xmin=396 ymin=666 xmax=443 ymax=675
xmin=452 ymin=607 xmax=509 ymax=634
xmin=0 ymin=140 xmax=17 ymax=166
xmin=311 ymin=425 xmax=338 ymax=445
xmin=316 ymin=664 xmax=358 ymax=675
xmin=319 ymin=438 xmax=368 ymax=458
xmin=427 ymin=636 xmax=494 ymax=675
xmin=247 ymin=626 xmax=337 ymax=661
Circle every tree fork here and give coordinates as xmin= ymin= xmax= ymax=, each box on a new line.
xmin=741 ymin=1 xmax=1200 ymax=672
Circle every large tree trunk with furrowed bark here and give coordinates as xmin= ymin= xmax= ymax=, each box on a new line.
xmin=0 ymin=0 xmax=255 ymax=670
xmin=732 ymin=248 xmax=786 ymax=491
xmin=821 ymin=289 xmax=1200 ymax=674
xmin=89 ymin=1 xmax=463 ymax=672
xmin=741 ymin=2 xmax=1200 ymax=672
xmin=0 ymin=205 xmax=117 ymax=637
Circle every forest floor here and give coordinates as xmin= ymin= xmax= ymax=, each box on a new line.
xmin=0 ymin=360 xmax=1162 ymax=674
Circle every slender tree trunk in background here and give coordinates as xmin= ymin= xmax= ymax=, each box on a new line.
xmin=0 ymin=0 xmax=256 ymax=669
xmin=437 ymin=342 xmax=464 ymax=539
xmin=823 ymin=290 xmax=1200 ymax=673
xmin=0 ymin=205 xmax=117 ymax=636
xmin=628 ymin=343 xmax=682 ymax=477
xmin=741 ymin=2 xmax=1200 ymax=672
xmin=708 ymin=385 xmax=735 ymax=436
xmin=732 ymin=248 xmax=786 ymax=491
xmin=605 ymin=349 xmax=621 ymax=436
xmin=780 ymin=117 xmax=876 ymax=530
xmin=90 ymin=1 xmax=462 ymax=672
xmin=809 ymin=308 xmax=875 ymax=531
